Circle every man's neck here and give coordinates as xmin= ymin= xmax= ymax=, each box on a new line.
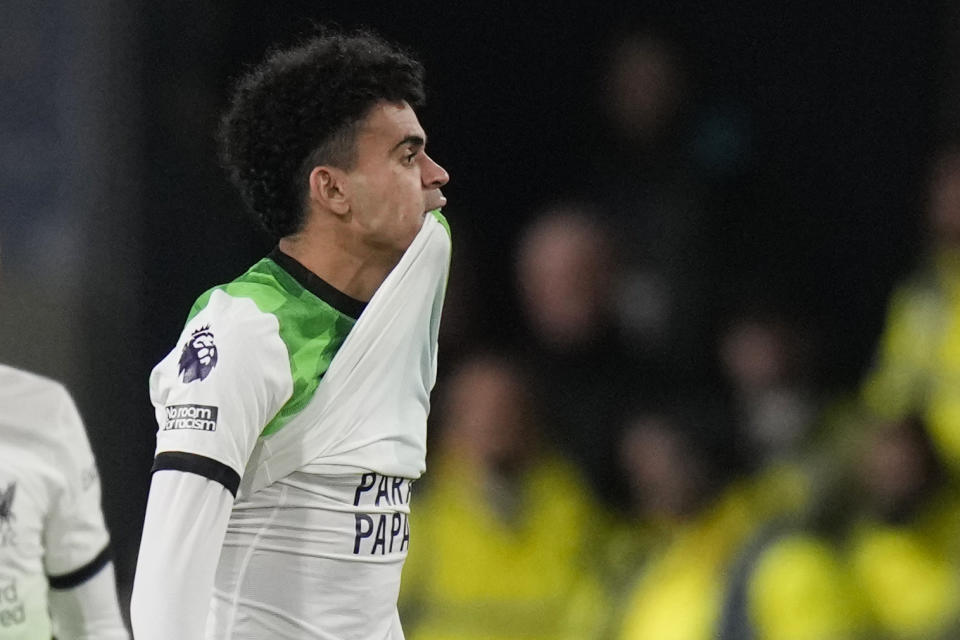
xmin=277 ymin=228 xmax=398 ymax=302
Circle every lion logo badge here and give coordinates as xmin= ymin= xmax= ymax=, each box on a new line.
xmin=178 ymin=325 xmax=219 ymax=383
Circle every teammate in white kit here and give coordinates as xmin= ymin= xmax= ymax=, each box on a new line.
xmin=0 ymin=365 xmax=129 ymax=640
xmin=130 ymin=30 xmax=451 ymax=639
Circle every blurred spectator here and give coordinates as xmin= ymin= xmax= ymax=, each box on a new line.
xmin=584 ymin=28 xmax=751 ymax=377
xmin=845 ymin=416 xmax=960 ymax=639
xmin=710 ymin=306 xmax=881 ymax=640
xmin=514 ymin=204 xmax=672 ymax=510
xmin=610 ymin=406 xmax=760 ymax=640
xmin=516 ymin=204 xmax=613 ymax=350
xmin=400 ymin=353 xmax=606 ymax=640
xmin=861 ymin=145 xmax=960 ymax=476
xmin=715 ymin=305 xmax=824 ymax=521
xmin=716 ymin=521 xmax=867 ymax=640
xmin=603 ymin=30 xmax=686 ymax=148
xmin=718 ymin=414 xmax=960 ymax=640
xmin=719 ymin=307 xmax=818 ymax=463
xmin=610 ymin=403 xmax=867 ymax=640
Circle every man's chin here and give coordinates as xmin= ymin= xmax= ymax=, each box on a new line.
xmin=424 ymin=191 xmax=447 ymax=213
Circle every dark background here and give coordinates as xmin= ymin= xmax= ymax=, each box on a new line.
xmin=2 ymin=0 xmax=958 ymax=603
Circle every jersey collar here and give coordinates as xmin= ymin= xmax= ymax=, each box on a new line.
xmin=268 ymin=248 xmax=368 ymax=320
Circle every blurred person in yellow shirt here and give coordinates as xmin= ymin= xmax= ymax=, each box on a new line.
xmin=611 ymin=405 xmax=759 ymax=640
xmin=712 ymin=307 xmax=870 ymax=640
xmin=399 ymin=352 xmax=607 ymax=640
xmin=845 ymin=415 xmax=960 ymax=639
xmin=611 ymin=401 xmax=867 ymax=640
xmin=862 ymin=145 xmax=960 ymax=475
xmin=721 ymin=413 xmax=960 ymax=640
xmin=715 ymin=304 xmax=825 ymax=524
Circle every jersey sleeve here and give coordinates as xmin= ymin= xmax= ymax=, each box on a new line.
xmin=131 ymin=471 xmax=234 ymax=640
xmin=42 ymin=385 xmax=113 ymax=582
xmin=860 ymin=282 xmax=934 ymax=420
xmin=149 ymin=289 xmax=293 ymax=495
xmin=48 ymin=562 xmax=130 ymax=639
xmin=748 ymin=533 xmax=868 ymax=640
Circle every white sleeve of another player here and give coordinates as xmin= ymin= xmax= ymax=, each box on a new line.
xmin=130 ymin=470 xmax=233 ymax=640
xmin=43 ymin=385 xmax=129 ymax=639
xmin=48 ymin=564 xmax=129 ymax=640
xmin=43 ymin=386 xmax=111 ymax=574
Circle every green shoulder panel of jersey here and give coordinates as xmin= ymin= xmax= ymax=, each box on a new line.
xmin=430 ymin=209 xmax=451 ymax=238
xmin=186 ymin=257 xmax=357 ymax=437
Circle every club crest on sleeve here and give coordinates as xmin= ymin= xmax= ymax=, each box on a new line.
xmin=178 ymin=325 xmax=219 ymax=383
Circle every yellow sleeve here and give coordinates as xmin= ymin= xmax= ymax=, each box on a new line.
xmin=861 ymin=281 xmax=943 ymax=419
xmin=748 ymin=533 xmax=867 ymax=640
xmin=849 ymin=523 xmax=960 ymax=639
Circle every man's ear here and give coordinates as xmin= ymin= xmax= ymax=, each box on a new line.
xmin=308 ymin=165 xmax=350 ymax=216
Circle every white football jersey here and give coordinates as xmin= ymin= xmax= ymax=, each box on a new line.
xmin=142 ymin=211 xmax=451 ymax=639
xmin=0 ymin=365 xmax=114 ymax=639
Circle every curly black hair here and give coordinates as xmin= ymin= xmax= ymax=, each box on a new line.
xmin=218 ymin=30 xmax=425 ymax=239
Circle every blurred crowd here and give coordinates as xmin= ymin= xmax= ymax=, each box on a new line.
xmin=398 ymin=28 xmax=960 ymax=640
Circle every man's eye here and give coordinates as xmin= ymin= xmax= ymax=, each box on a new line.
xmin=405 ymin=152 xmax=417 ymax=164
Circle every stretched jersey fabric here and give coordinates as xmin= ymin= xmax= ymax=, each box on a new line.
xmin=0 ymin=365 xmax=128 ymax=640
xmin=143 ymin=211 xmax=451 ymax=639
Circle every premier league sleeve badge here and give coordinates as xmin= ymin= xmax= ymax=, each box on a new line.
xmin=178 ymin=325 xmax=219 ymax=383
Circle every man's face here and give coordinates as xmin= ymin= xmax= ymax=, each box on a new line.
xmin=930 ymin=152 xmax=960 ymax=244
xmin=345 ymin=101 xmax=449 ymax=255
xmin=517 ymin=215 xmax=609 ymax=346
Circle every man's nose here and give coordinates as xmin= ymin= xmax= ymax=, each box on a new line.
xmin=421 ymin=152 xmax=450 ymax=188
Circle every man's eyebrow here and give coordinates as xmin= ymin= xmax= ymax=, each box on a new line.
xmin=392 ymin=135 xmax=425 ymax=152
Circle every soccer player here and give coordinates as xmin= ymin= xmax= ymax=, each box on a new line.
xmin=0 ymin=364 xmax=130 ymax=639
xmin=130 ymin=30 xmax=451 ymax=639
